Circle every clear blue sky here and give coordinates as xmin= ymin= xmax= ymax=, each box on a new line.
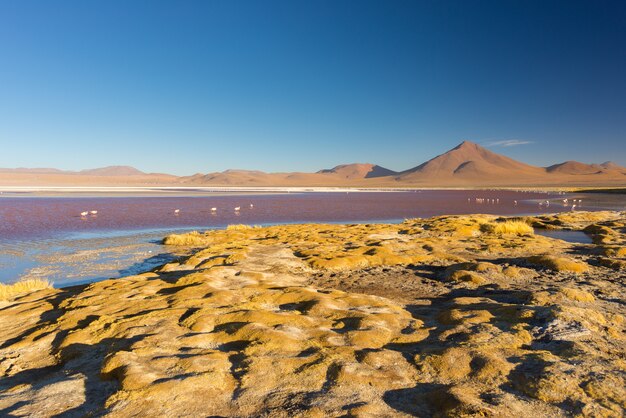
xmin=1 ymin=1 xmax=624 ymax=175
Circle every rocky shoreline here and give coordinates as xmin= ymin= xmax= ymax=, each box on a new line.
xmin=1 ymin=212 xmax=624 ymax=416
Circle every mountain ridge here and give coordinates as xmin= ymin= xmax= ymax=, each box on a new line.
xmin=317 ymin=163 xmax=398 ymax=179
xmin=79 ymin=166 xmax=146 ymax=176
xmin=1 ymin=141 xmax=625 ymax=187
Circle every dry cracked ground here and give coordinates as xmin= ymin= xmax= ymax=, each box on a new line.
xmin=1 ymin=211 xmax=625 ymax=417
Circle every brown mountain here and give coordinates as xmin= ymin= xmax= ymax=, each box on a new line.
xmin=179 ymin=164 xmax=398 ymax=186
xmin=181 ymin=170 xmax=275 ymax=185
xmin=178 ymin=141 xmax=625 ymax=186
xmin=546 ymin=161 xmax=626 ymax=175
xmin=317 ymin=163 xmax=397 ymax=179
xmin=1 ymin=142 xmax=625 ymax=187
xmin=391 ymin=141 xmax=626 ymax=186
xmin=547 ymin=161 xmax=599 ymax=175
xmin=600 ymin=161 xmax=625 ymax=171
xmin=397 ymin=141 xmax=545 ymax=182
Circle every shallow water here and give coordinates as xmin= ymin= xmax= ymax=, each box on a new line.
xmin=535 ymin=229 xmax=594 ymax=244
xmin=1 ymin=190 xmax=624 ymax=285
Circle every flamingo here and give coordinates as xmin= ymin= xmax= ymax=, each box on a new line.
xmin=514 ymin=200 xmax=517 ymax=205
xmin=250 ymin=203 xmax=254 ymax=208
xmin=571 ymin=204 xmax=577 ymax=211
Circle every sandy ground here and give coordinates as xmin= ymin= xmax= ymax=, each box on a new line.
xmin=0 ymin=211 xmax=625 ymax=416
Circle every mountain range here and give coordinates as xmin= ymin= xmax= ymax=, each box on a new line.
xmin=1 ymin=141 xmax=624 ymax=187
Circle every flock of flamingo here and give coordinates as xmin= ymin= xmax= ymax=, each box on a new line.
xmin=78 ymin=195 xmax=587 ymax=219
xmin=466 ymin=196 xmax=582 ymax=211
xmin=79 ymin=195 xmax=589 ymax=219
xmin=469 ymin=198 xmax=500 ymax=204
xmin=174 ymin=203 xmax=253 ymax=215
xmin=79 ymin=203 xmax=255 ymax=218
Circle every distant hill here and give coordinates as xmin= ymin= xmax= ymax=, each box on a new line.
xmin=181 ymin=170 xmax=274 ymax=185
xmin=547 ymin=161 xmax=601 ymax=175
xmin=0 ymin=165 xmax=147 ymax=176
xmin=0 ymin=167 xmax=66 ymax=174
xmin=317 ymin=163 xmax=397 ymax=179
xmin=79 ymin=166 xmax=146 ymax=176
xmin=600 ymin=161 xmax=625 ymax=170
xmin=1 ymin=142 xmax=625 ymax=187
xmin=0 ymin=165 xmax=176 ymax=186
xmin=546 ymin=161 xmax=626 ymax=175
xmin=179 ymin=164 xmax=398 ymax=186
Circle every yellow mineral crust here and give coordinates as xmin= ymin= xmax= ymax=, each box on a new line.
xmin=0 ymin=212 xmax=624 ymax=417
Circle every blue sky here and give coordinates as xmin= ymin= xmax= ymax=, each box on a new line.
xmin=0 ymin=1 xmax=624 ymax=175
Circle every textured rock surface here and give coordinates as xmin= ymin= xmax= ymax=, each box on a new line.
xmin=1 ymin=212 xmax=625 ymax=417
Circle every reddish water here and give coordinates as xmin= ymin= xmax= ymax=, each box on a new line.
xmin=1 ymin=190 xmax=623 ymax=285
xmin=0 ymin=190 xmax=587 ymax=241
